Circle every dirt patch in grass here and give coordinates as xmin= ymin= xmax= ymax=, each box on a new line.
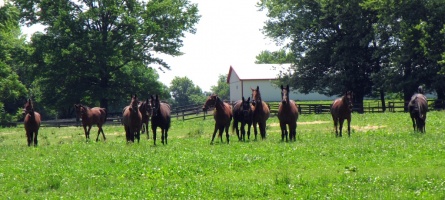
xmin=351 ymin=125 xmax=387 ymax=132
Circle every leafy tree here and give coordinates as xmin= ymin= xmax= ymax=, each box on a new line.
xmin=14 ymin=0 xmax=200 ymax=116
xmin=255 ymin=49 xmax=294 ymax=64
xmin=0 ymin=3 xmax=28 ymax=120
xmin=210 ymin=74 xmax=229 ymax=101
xmin=258 ymin=0 xmax=380 ymax=111
xmin=169 ymin=76 xmax=206 ymax=106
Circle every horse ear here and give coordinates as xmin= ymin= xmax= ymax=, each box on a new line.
xmin=256 ymin=86 xmax=259 ymax=91
xmin=286 ymin=85 xmax=289 ymax=90
xmin=247 ymin=97 xmax=250 ymax=102
xmin=242 ymin=96 xmax=245 ymax=101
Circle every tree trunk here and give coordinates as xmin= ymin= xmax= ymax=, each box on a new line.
xmin=403 ymin=88 xmax=412 ymax=112
xmin=354 ymin=92 xmax=364 ymax=114
xmin=380 ymin=89 xmax=386 ymax=112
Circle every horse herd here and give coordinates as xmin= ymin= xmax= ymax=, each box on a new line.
xmin=21 ymin=86 xmax=428 ymax=147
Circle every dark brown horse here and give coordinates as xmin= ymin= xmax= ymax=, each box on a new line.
xmin=23 ymin=99 xmax=41 ymax=146
xmin=251 ymin=86 xmax=270 ymax=140
xmin=74 ymin=104 xmax=107 ymax=142
xmin=139 ymin=99 xmax=152 ymax=139
xmin=330 ymin=91 xmax=353 ymax=137
xmin=203 ymin=94 xmax=232 ymax=144
xmin=122 ymin=94 xmax=142 ymax=143
xmin=408 ymin=93 xmax=428 ymax=133
xmin=150 ymin=95 xmax=171 ymax=145
xmin=231 ymin=96 xmax=253 ymax=142
xmin=277 ymin=85 xmax=299 ymax=142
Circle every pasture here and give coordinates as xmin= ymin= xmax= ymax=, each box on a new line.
xmin=1 ymin=111 xmax=445 ymax=199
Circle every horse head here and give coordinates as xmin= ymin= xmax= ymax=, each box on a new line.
xmin=139 ymin=98 xmax=152 ymax=117
xmin=24 ymin=99 xmax=35 ymax=115
xmin=203 ymin=94 xmax=217 ymax=111
xmin=241 ymin=96 xmax=251 ymax=118
xmin=251 ymin=86 xmax=262 ymax=107
xmin=343 ymin=91 xmax=354 ymax=112
xmin=281 ymin=85 xmax=290 ymax=105
xmin=151 ymin=95 xmax=161 ymax=117
xmin=129 ymin=94 xmax=139 ymax=114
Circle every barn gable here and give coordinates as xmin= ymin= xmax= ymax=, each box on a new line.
xmin=227 ymin=64 xmax=335 ymax=102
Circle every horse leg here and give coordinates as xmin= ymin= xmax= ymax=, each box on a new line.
xmin=219 ymin=126 xmax=224 ymax=143
xmin=87 ymin=125 xmax=93 ymax=141
xmin=210 ymin=124 xmax=218 ymax=145
xmin=33 ymin=131 xmax=38 ymax=146
xmin=347 ymin=118 xmax=351 ymax=137
xmin=260 ymin=122 xmax=266 ymax=140
xmin=164 ymin=128 xmax=169 ymax=145
xmin=253 ymin=121 xmax=258 ymax=141
xmin=26 ymin=131 xmax=32 ymax=146
xmin=96 ymin=125 xmax=101 ymax=142
xmin=280 ymin=122 xmax=286 ymax=142
xmin=411 ymin=116 xmax=416 ymax=132
xmin=135 ymin=129 xmax=140 ymax=143
xmin=247 ymin=122 xmax=252 ymax=140
xmin=235 ymin=120 xmax=241 ymax=141
xmin=83 ymin=125 xmax=89 ymax=141
xmin=240 ymin=122 xmax=246 ymax=142
xmin=99 ymin=125 xmax=106 ymax=141
xmin=151 ymin=126 xmax=157 ymax=145
xmin=146 ymin=122 xmax=150 ymax=139
xmin=333 ymin=118 xmax=339 ymax=137
xmin=225 ymin=125 xmax=230 ymax=144
xmin=339 ymin=119 xmax=344 ymax=137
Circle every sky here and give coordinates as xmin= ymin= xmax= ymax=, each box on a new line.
xmin=21 ymin=0 xmax=281 ymax=92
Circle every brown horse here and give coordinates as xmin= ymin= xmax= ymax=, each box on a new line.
xmin=203 ymin=94 xmax=232 ymax=144
xmin=251 ymin=86 xmax=270 ymax=140
xmin=330 ymin=91 xmax=353 ymax=137
xmin=23 ymin=99 xmax=41 ymax=146
xmin=74 ymin=104 xmax=107 ymax=142
xmin=408 ymin=93 xmax=428 ymax=133
xmin=150 ymin=95 xmax=171 ymax=145
xmin=122 ymin=94 xmax=142 ymax=143
xmin=231 ymin=96 xmax=253 ymax=142
xmin=139 ymin=99 xmax=152 ymax=139
xmin=277 ymin=85 xmax=299 ymax=142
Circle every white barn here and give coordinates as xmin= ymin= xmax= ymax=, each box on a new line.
xmin=226 ymin=64 xmax=335 ymax=102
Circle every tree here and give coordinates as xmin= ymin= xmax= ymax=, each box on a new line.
xmin=210 ymin=74 xmax=229 ymax=101
xmin=169 ymin=76 xmax=206 ymax=106
xmin=0 ymin=3 xmax=28 ymax=120
xmin=255 ymin=49 xmax=294 ymax=64
xmin=14 ymin=0 xmax=200 ymax=115
xmin=259 ymin=0 xmax=380 ymax=111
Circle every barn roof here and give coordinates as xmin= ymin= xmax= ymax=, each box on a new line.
xmin=226 ymin=63 xmax=292 ymax=83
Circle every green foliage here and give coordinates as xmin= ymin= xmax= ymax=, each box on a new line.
xmin=170 ymin=76 xmax=206 ymax=106
xmin=210 ymin=74 xmax=230 ymax=101
xmin=13 ymin=0 xmax=200 ymax=115
xmin=255 ymin=49 xmax=294 ymax=64
xmin=2 ymin=112 xmax=445 ymax=198
xmin=0 ymin=4 xmax=28 ymax=119
xmin=258 ymin=0 xmax=445 ymax=104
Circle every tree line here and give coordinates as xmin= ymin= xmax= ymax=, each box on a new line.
xmin=257 ymin=0 xmax=445 ymax=112
xmin=0 ymin=1 xmax=232 ymax=122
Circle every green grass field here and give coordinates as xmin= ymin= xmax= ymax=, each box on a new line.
xmin=1 ymin=111 xmax=445 ymax=199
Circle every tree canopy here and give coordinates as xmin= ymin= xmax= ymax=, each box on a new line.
xmin=258 ymin=0 xmax=445 ymax=108
xmin=14 ymin=0 xmax=200 ymax=116
xmin=210 ymin=74 xmax=229 ymax=101
xmin=169 ymin=76 xmax=206 ymax=106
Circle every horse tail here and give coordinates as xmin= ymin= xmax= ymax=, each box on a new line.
xmin=103 ymin=108 xmax=108 ymax=124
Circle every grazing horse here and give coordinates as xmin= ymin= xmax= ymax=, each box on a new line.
xmin=203 ymin=94 xmax=232 ymax=144
xmin=151 ymin=95 xmax=171 ymax=145
xmin=23 ymin=99 xmax=41 ymax=146
xmin=231 ymin=97 xmax=253 ymax=142
xmin=277 ymin=85 xmax=299 ymax=142
xmin=139 ymin=99 xmax=152 ymax=139
xmin=251 ymin=86 xmax=270 ymax=140
xmin=74 ymin=104 xmax=107 ymax=142
xmin=122 ymin=94 xmax=142 ymax=143
xmin=330 ymin=91 xmax=353 ymax=137
xmin=408 ymin=93 xmax=428 ymax=133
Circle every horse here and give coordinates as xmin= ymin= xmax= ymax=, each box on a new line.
xmin=203 ymin=94 xmax=232 ymax=144
xmin=251 ymin=86 xmax=270 ymax=140
xmin=74 ymin=104 xmax=107 ymax=142
xmin=231 ymin=96 xmax=253 ymax=142
xmin=150 ymin=94 xmax=171 ymax=145
xmin=122 ymin=94 xmax=142 ymax=143
xmin=23 ymin=99 xmax=41 ymax=146
xmin=139 ymin=99 xmax=152 ymax=139
xmin=330 ymin=91 xmax=353 ymax=137
xmin=408 ymin=93 xmax=428 ymax=133
xmin=277 ymin=85 xmax=299 ymax=142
